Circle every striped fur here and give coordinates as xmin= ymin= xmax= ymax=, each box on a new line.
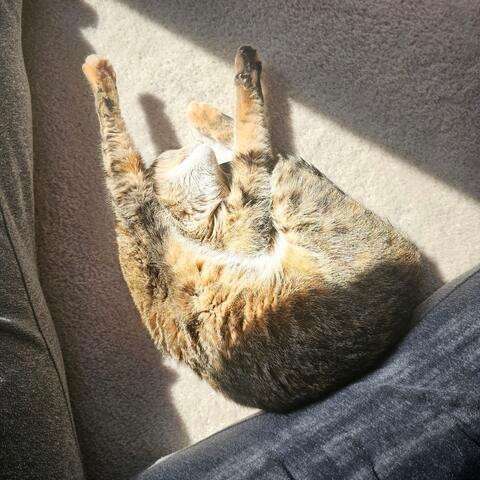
xmin=82 ymin=47 xmax=421 ymax=412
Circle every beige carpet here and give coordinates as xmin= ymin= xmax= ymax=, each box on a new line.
xmin=23 ymin=1 xmax=480 ymax=478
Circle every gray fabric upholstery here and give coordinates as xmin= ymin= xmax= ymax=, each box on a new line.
xmin=0 ymin=1 xmax=84 ymax=478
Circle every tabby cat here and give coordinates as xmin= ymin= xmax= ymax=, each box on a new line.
xmin=82 ymin=46 xmax=420 ymax=412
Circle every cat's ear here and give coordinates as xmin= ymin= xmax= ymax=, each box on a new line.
xmin=198 ymin=146 xmax=231 ymax=198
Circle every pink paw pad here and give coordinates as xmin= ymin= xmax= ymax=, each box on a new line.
xmin=82 ymin=54 xmax=115 ymax=84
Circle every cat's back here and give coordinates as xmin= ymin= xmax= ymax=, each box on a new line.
xmin=205 ymin=154 xmax=422 ymax=411
xmin=271 ymin=154 xmax=420 ymax=284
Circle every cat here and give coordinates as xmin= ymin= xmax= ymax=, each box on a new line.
xmin=82 ymin=46 xmax=421 ymax=412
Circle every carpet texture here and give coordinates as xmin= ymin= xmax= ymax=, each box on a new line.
xmin=22 ymin=1 xmax=480 ymax=479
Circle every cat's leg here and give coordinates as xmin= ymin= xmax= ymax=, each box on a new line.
xmin=187 ymin=47 xmax=271 ymax=156
xmin=187 ymin=102 xmax=234 ymax=165
xmin=82 ymin=56 xmax=193 ymax=251
xmin=187 ymin=102 xmax=233 ymax=150
xmin=82 ymin=54 xmax=170 ymax=314
xmin=233 ymin=46 xmax=271 ymax=156
xmin=180 ymin=48 xmax=274 ymax=254
xmin=205 ymin=46 xmax=275 ymax=254
xmin=82 ymin=55 xmax=146 ymax=199
xmin=82 ymin=55 xmax=196 ymax=358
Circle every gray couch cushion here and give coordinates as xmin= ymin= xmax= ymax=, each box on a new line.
xmin=0 ymin=1 xmax=84 ymax=478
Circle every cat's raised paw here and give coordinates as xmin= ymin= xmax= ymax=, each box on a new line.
xmin=187 ymin=101 xmax=233 ymax=148
xmin=82 ymin=54 xmax=116 ymax=91
xmin=234 ymin=46 xmax=262 ymax=88
xmin=187 ymin=102 xmax=220 ymax=131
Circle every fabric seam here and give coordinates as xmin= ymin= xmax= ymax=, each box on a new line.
xmin=0 ymin=198 xmax=84 ymax=474
xmin=419 ymin=268 xmax=480 ymax=319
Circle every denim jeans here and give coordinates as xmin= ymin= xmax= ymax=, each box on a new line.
xmin=137 ymin=267 xmax=480 ymax=479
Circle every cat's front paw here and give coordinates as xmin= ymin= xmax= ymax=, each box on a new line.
xmin=82 ymin=54 xmax=117 ymax=92
xmin=234 ymin=46 xmax=262 ymax=88
xmin=187 ymin=101 xmax=220 ymax=131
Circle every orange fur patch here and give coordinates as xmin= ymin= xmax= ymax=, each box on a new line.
xmin=120 ymin=152 xmax=142 ymax=175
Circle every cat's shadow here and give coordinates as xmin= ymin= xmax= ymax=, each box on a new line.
xmin=263 ymin=65 xmax=296 ymax=156
xmin=139 ymin=93 xmax=181 ymax=154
